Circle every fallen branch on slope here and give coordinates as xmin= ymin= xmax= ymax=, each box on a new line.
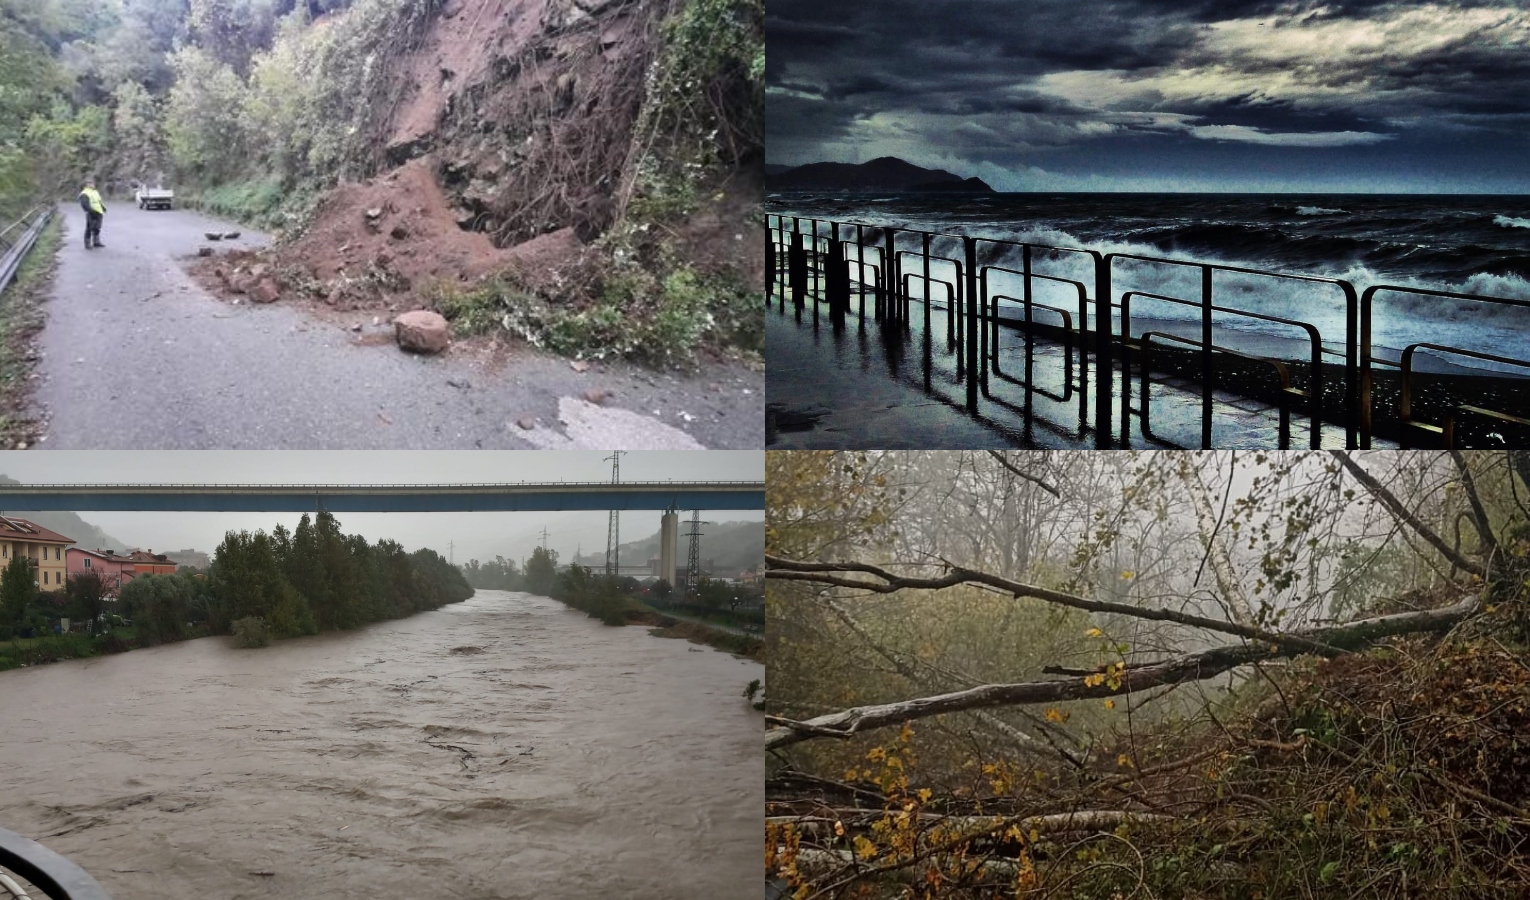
xmin=765 ymin=595 xmax=1480 ymax=751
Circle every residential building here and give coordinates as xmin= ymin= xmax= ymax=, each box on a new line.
xmin=0 ymin=516 xmax=75 ymax=590
xmin=166 ymin=548 xmax=211 ymax=570
xmin=66 ymin=549 xmax=138 ymax=594
xmin=125 ymin=550 xmax=179 ymax=575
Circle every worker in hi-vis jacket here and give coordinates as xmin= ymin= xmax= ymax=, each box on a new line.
xmin=78 ymin=179 xmax=106 ymax=249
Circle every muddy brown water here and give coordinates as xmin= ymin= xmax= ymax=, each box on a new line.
xmin=0 ymin=590 xmax=763 ymax=899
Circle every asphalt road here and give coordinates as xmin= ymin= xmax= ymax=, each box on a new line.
xmin=33 ymin=204 xmax=763 ymax=449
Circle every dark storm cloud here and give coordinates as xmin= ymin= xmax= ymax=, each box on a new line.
xmin=767 ymin=0 xmax=1530 ymax=191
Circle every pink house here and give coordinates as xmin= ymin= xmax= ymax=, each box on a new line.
xmin=65 ymin=549 xmax=140 ymax=595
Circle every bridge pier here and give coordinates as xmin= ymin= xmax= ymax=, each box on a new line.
xmin=659 ymin=510 xmax=679 ymax=588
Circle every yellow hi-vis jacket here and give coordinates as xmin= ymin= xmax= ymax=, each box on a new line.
xmin=79 ymin=187 xmax=105 ymax=215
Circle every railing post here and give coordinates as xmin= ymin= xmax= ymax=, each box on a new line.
xmin=883 ymin=229 xmax=896 ymax=324
xmin=856 ymin=224 xmax=866 ymax=326
xmin=788 ymin=219 xmax=806 ymax=313
xmin=922 ymin=232 xmax=933 ymax=382
xmin=1201 ymin=264 xmax=1214 ymax=449
xmin=965 ymin=235 xmax=979 ymax=414
xmin=826 ymin=223 xmax=848 ymax=325
xmin=1349 ymin=286 xmax=1363 ymax=449
xmin=1094 ymin=255 xmax=1112 ymax=448
xmin=764 ymin=220 xmax=775 ymax=302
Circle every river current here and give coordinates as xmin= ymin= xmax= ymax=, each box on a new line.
xmin=0 ymin=590 xmax=763 ymax=899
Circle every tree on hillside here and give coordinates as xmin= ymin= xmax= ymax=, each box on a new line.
xmin=164 ymin=46 xmax=250 ymax=180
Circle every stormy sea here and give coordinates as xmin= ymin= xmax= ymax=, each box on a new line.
xmin=767 ymin=192 xmax=1530 ymax=373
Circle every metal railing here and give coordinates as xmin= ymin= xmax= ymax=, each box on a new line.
xmin=0 ymin=206 xmax=55 ymax=298
xmin=0 ymin=828 xmax=112 ymax=900
xmin=767 ymin=214 xmax=1530 ymax=449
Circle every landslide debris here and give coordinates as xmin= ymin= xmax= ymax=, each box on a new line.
xmin=191 ymin=0 xmax=762 ymax=366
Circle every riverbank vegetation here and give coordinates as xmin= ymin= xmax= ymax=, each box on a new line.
xmin=768 ymin=450 xmax=1530 ymax=899
xmin=0 ymin=510 xmax=469 ymax=669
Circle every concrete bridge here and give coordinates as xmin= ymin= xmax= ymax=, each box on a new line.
xmin=0 ymin=481 xmax=764 ymax=513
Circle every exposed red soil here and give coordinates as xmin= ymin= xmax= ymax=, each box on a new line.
xmin=185 ymin=0 xmax=759 ymax=357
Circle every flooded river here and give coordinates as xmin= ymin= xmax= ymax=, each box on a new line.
xmin=0 ymin=590 xmax=763 ymax=899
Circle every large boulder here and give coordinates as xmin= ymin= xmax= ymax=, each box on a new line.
xmin=249 ymin=277 xmax=281 ymax=304
xmin=394 ymin=310 xmax=450 ymax=354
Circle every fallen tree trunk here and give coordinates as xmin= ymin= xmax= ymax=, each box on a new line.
xmin=767 ymin=809 xmax=1175 ymax=837
xmin=767 ymin=595 xmax=1479 ymax=751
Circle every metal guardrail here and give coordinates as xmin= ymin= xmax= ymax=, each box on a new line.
xmin=767 ymin=214 xmax=1530 ymax=450
xmin=0 ymin=206 xmax=55 ymax=298
xmin=0 ymin=827 xmax=112 ymax=900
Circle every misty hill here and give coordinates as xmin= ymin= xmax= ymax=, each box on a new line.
xmin=571 ymin=520 xmax=763 ymax=575
xmin=767 ymin=157 xmax=995 ymax=193
xmin=0 ymin=475 xmax=127 ymax=551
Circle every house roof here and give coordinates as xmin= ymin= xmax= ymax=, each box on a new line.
xmin=0 ymin=516 xmax=74 ymax=544
xmin=69 ymin=548 xmax=132 ymax=562
xmin=125 ymin=550 xmax=173 ymax=563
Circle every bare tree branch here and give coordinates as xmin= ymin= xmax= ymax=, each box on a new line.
xmin=1449 ymin=450 xmax=1500 ymax=558
xmin=766 ymin=555 xmax=1342 ymax=657
xmin=765 ymin=595 xmax=1480 ymax=751
xmin=1329 ymin=451 xmax=1485 ymax=578
xmin=984 ymin=451 xmax=1062 ymax=497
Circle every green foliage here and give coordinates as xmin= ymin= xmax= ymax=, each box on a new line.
xmin=432 ymin=261 xmax=756 ymax=365
xmin=121 ymin=573 xmax=195 ymax=645
xmin=0 ymin=554 xmax=36 ymax=627
xmin=551 ymin=565 xmax=630 ymax=625
xmin=165 ymin=46 xmax=252 ymax=182
xmin=231 ymin=614 xmax=270 ymax=647
xmin=110 ymin=81 xmax=169 ymax=180
xmin=459 ymin=556 xmax=520 ymax=591
xmin=523 ymin=546 xmax=559 ymax=597
xmin=65 ymin=570 xmax=106 ymax=635
xmin=0 ymin=631 xmax=104 ymax=671
xmin=625 ymin=0 xmax=762 ymax=226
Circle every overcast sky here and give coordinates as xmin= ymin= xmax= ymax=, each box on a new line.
xmin=767 ymin=0 xmax=1530 ymax=192
xmin=0 ymin=452 xmax=762 ymax=567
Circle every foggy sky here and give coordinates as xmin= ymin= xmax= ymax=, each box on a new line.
xmin=0 ymin=451 xmax=763 ymax=568
xmin=767 ymin=0 xmax=1530 ymax=192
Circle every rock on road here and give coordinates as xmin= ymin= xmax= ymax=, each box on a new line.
xmin=33 ymin=205 xmax=763 ymax=449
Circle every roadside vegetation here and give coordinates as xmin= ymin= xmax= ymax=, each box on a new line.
xmin=0 ymin=509 xmax=471 ymax=670
xmin=0 ymin=215 xmax=59 ymax=448
xmin=768 ymin=450 xmax=1530 ymax=899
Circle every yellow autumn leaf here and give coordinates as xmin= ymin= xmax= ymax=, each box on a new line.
xmin=1118 ymin=754 xmax=1133 ymax=768
xmin=1121 ymin=571 xmax=1134 ymax=579
xmin=1086 ymin=627 xmax=1103 ymax=638
xmin=917 ymin=788 xmax=932 ymax=803
xmin=853 ymin=835 xmax=878 ymax=860
xmin=1103 ymin=699 xmax=1116 ymax=710
xmin=1083 ymin=672 xmax=1106 ymax=688
xmin=1044 ymin=707 xmax=1069 ymax=723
